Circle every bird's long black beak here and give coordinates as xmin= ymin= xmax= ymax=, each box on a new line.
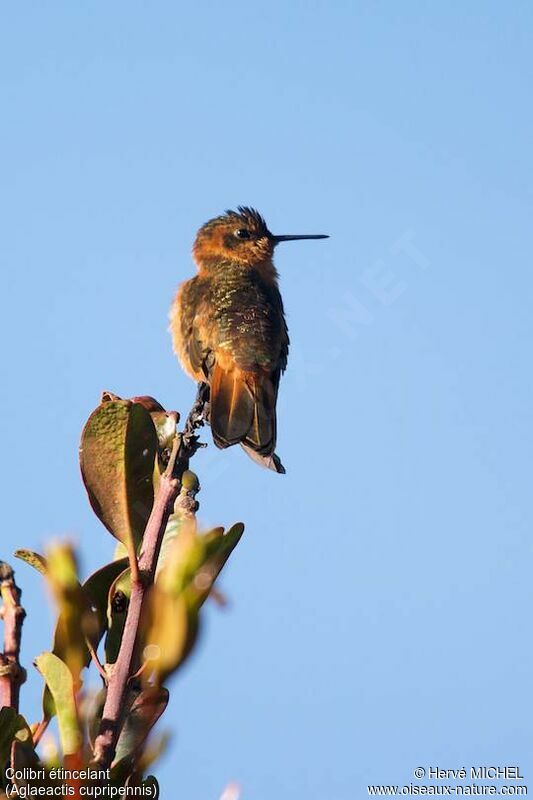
xmin=272 ymin=233 xmax=329 ymax=243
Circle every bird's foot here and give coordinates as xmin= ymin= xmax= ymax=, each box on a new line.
xmin=185 ymin=382 xmax=210 ymax=431
xmin=177 ymin=382 xmax=210 ymax=461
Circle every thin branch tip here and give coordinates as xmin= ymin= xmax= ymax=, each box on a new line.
xmin=0 ymin=561 xmax=26 ymax=711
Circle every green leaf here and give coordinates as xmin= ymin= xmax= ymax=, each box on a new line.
xmin=186 ymin=522 xmax=244 ymax=608
xmin=156 ymin=517 xmax=210 ymax=586
xmin=83 ymin=558 xmax=129 ymax=653
xmin=9 ymin=740 xmax=43 ymax=790
xmin=113 ymin=542 xmax=128 ymax=560
xmin=141 ymin=587 xmax=190 ymax=684
xmin=104 ymin=567 xmax=132 ymax=667
xmin=130 ymin=396 xmax=178 ymax=472
xmin=42 ymin=553 xmax=130 ymax=719
xmin=142 ymin=522 xmax=244 ymax=684
xmin=86 ymin=688 xmax=107 ymax=751
xmin=14 ymin=549 xmax=47 ymax=575
xmin=0 ymin=709 xmax=32 ymax=775
xmin=46 ymin=545 xmax=87 ymax=681
xmin=112 ymin=687 xmax=169 ymax=767
xmin=136 ymin=733 xmax=171 ymax=774
xmin=34 ymin=653 xmax=81 ymax=756
xmin=16 ymin=545 xmax=91 ymax=720
xmin=35 ymin=543 xmax=90 ymax=719
xmin=79 ymin=399 xmax=158 ymax=559
xmin=15 ymin=547 xmax=125 ymax=722
xmin=9 ymin=742 xmax=63 ymax=794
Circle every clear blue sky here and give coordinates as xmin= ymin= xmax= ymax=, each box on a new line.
xmin=2 ymin=3 xmax=532 ymax=798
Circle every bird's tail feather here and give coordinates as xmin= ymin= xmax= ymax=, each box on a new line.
xmin=240 ymin=443 xmax=286 ymax=474
xmin=209 ymin=364 xmax=281 ymax=470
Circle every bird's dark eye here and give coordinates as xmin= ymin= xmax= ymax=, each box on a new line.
xmin=235 ymin=228 xmax=251 ymax=240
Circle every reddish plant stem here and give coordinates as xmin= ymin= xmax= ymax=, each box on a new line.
xmin=91 ymin=470 xmax=179 ymax=767
xmin=92 ymin=391 xmax=206 ymax=768
xmin=0 ymin=562 xmax=26 ymax=712
xmin=32 ymin=718 xmax=50 ymax=747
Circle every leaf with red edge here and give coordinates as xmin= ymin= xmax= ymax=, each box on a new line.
xmin=79 ymin=399 xmax=158 ymax=561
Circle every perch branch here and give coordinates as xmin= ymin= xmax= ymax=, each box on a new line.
xmin=91 ymin=389 xmax=208 ymax=768
xmin=0 ymin=562 xmax=27 ymax=712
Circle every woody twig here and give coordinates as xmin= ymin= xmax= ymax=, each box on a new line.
xmin=0 ymin=561 xmax=27 ymax=712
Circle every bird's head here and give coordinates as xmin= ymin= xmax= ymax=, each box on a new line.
xmin=192 ymin=206 xmax=328 ymax=271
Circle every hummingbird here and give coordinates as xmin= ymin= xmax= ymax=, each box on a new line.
xmin=169 ymin=207 xmax=328 ymax=473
